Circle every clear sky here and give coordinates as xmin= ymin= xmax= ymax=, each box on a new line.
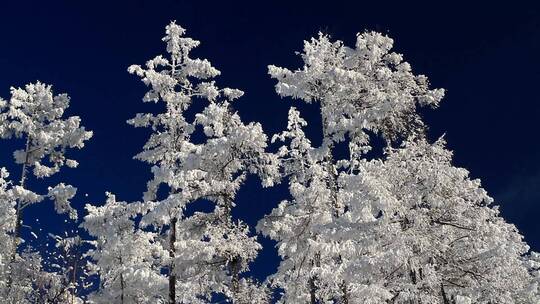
xmin=0 ymin=1 xmax=539 ymax=281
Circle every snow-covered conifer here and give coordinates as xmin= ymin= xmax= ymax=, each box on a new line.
xmin=128 ymin=21 xmax=277 ymax=303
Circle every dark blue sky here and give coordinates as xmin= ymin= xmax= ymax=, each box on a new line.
xmin=0 ymin=1 xmax=539 ymax=281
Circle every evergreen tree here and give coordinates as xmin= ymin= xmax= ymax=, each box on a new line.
xmin=127 ymin=22 xmax=276 ymax=303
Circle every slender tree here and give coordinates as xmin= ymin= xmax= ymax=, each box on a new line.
xmin=0 ymin=82 xmax=92 ymax=302
xmin=128 ymin=21 xmax=276 ymax=303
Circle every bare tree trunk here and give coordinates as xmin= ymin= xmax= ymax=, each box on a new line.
xmin=116 ymin=255 xmax=126 ymax=304
xmin=120 ymin=272 xmax=125 ymax=304
xmin=169 ymin=217 xmax=177 ymax=304
xmin=319 ymin=106 xmax=342 ymax=218
xmin=441 ymin=283 xmax=451 ymax=304
xmin=230 ymin=256 xmax=240 ymax=296
xmin=317 ymin=110 xmax=341 ymax=304
xmin=6 ymin=136 xmax=31 ymax=295
xmin=13 ymin=137 xmax=30 ymax=250
xmin=71 ymin=258 xmax=78 ymax=304
xmin=309 ymin=276 xmax=317 ymax=304
xmin=223 ymin=195 xmax=242 ymax=300
xmin=324 ymin=153 xmax=342 ymax=218
xmin=309 ymin=252 xmax=321 ymax=304
xmin=340 ymin=280 xmax=349 ymax=304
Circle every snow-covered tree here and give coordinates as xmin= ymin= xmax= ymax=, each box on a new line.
xmin=261 ymin=30 xmax=538 ymax=304
xmin=0 ymin=82 xmax=92 ymax=301
xmin=260 ymin=31 xmax=444 ymax=303
xmin=353 ymin=138 xmax=537 ymax=303
xmin=128 ymin=21 xmax=276 ymax=303
xmin=257 ymin=106 xmax=395 ymax=303
xmin=257 ymin=107 xmax=342 ymax=303
xmin=83 ymin=193 xmax=167 ymax=303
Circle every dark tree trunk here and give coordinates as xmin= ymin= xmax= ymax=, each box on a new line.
xmin=230 ymin=255 xmax=241 ymax=297
xmin=341 ymin=280 xmax=349 ymax=304
xmin=169 ymin=217 xmax=177 ymax=304
xmin=441 ymin=283 xmax=451 ymax=304
xmin=309 ymin=276 xmax=317 ymax=304
xmin=120 ymin=273 xmax=125 ymax=304
xmin=119 ymin=256 xmax=125 ymax=304
xmin=308 ymin=252 xmax=321 ymax=304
